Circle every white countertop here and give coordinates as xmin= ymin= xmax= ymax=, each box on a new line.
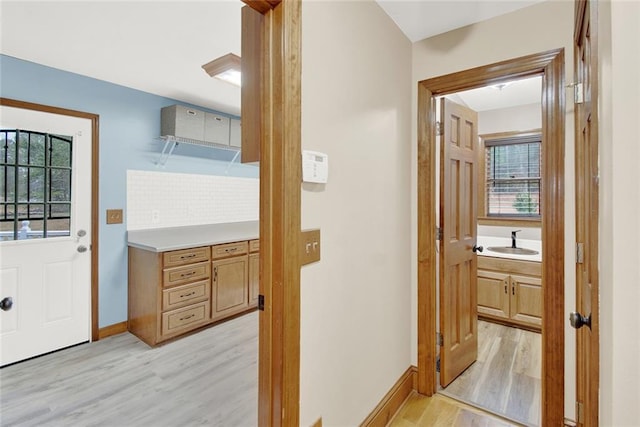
xmin=477 ymin=236 xmax=542 ymax=262
xmin=127 ymin=221 xmax=259 ymax=252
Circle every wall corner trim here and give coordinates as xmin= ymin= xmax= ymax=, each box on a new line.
xmin=360 ymin=365 xmax=417 ymax=427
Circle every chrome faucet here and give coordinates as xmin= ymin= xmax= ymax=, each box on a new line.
xmin=511 ymin=230 xmax=521 ymax=248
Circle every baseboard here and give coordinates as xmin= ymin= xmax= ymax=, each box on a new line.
xmin=98 ymin=321 xmax=128 ymax=339
xmin=360 ymin=365 xmax=417 ymax=427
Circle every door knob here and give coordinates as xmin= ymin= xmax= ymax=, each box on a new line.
xmin=472 ymin=245 xmax=484 ymax=253
xmin=569 ymin=311 xmax=591 ymax=329
xmin=77 ymin=229 xmax=87 ymax=238
xmin=0 ymin=297 xmax=13 ymax=311
xmin=77 ymin=245 xmax=88 ymax=253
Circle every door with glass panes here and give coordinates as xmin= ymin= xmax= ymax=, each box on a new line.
xmin=0 ymin=104 xmax=91 ymax=366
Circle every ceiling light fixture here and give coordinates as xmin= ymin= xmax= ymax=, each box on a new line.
xmin=202 ymin=53 xmax=241 ymax=87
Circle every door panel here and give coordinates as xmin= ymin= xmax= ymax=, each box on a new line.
xmin=439 ymin=98 xmax=479 ymax=387
xmin=574 ymin=1 xmax=599 ymax=425
xmin=0 ymin=106 xmax=92 ymax=367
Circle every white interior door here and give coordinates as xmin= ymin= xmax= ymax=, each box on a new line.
xmin=0 ymin=105 xmax=92 ymax=366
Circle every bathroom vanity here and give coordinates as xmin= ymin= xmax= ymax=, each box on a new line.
xmin=476 ymin=237 xmax=542 ymax=332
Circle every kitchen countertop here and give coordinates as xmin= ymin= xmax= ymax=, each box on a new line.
xmin=477 ymin=236 xmax=542 ymax=262
xmin=127 ymin=221 xmax=259 ymax=252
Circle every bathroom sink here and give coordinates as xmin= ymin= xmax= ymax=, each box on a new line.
xmin=486 ymin=246 xmax=539 ymax=256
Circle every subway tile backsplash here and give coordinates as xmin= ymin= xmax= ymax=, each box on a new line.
xmin=126 ymin=170 xmax=258 ymax=230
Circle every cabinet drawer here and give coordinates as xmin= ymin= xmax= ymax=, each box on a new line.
xmin=163 ymin=246 xmax=210 ymax=268
xmin=163 ymin=262 xmax=210 ymax=287
xmin=249 ymin=239 xmax=260 ymax=253
xmin=162 ymin=280 xmax=210 ymax=311
xmin=161 ymin=301 xmax=210 ymax=336
xmin=212 ymin=241 xmax=248 ymax=259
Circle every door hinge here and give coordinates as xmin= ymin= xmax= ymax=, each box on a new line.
xmin=436 ymin=355 xmax=441 ymax=372
xmin=576 ymin=401 xmax=584 ymax=424
xmin=574 ymin=83 xmax=584 ymax=104
xmin=436 ymin=227 xmax=443 ymax=241
xmin=258 ymin=294 xmax=265 ymax=311
xmin=435 ymin=121 xmax=443 ymax=136
xmin=436 ymin=332 xmax=443 ymax=346
xmin=576 ymin=242 xmax=584 ymax=264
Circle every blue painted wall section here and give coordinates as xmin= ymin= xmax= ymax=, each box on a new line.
xmin=0 ymin=54 xmax=258 ymax=328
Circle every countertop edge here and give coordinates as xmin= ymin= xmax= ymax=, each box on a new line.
xmin=127 ymin=221 xmax=259 ymax=253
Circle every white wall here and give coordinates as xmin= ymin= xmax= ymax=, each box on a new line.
xmin=410 ymin=1 xmax=577 ymax=419
xmin=598 ymin=0 xmax=640 ymax=424
xmin=300 ymin=1 xmax=412 ymax=425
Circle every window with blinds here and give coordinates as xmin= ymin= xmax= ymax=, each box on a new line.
xmin=485 ymin=134 xmax=541 ymax=217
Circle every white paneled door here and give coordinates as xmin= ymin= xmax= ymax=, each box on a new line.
xmin=0 ymin=105 xmax=91 ymax=366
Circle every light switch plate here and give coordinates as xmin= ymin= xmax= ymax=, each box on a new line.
xmin=300 ymin=229 xmax=321 ymax=265
xmin=106 ymin=209 xmax=123 ymax=224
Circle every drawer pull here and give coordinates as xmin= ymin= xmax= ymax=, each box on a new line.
xmin=225 ymin=247 xmax=238 ymax=253
xmin=179 ymin=314 xmax=195 ymax=321
xmin=180 ymin=291 xmax=196 ymax=298
xmin=180 ymin=254 xmax=197 ymax=260
xmin=180 ymin=271 xmax=196 ymax=278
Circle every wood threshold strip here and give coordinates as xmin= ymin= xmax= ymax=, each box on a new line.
xmin=98 ymin=321 xmax=128 ymax=339
xmin=360 ymin=366 xmax=418 ymax=427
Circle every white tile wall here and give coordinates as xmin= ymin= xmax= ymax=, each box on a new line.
xmin=126 ymin=170 xmax=259 ymax=230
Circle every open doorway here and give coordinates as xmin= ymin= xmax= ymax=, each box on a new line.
xmin=434 ymin=76 xmax=543 ymax=426
xmin=417 ymin=49 xmax=566 ymax=426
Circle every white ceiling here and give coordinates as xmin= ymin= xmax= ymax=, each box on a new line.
xmin=0 ymin=1 xmax=546 ymax=116
xmin=453 ymin=75 xmax=542 ymax=112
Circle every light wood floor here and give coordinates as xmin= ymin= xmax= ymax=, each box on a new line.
xmin=389 ymin=392 xmax=523 ymax=427
xmin=0 ymin=311 xmax=258 ymax=426
xmin=439 ymin=320 xmax=541 ymax=426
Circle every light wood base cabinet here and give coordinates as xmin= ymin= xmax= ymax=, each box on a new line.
xmin=129 ymin=239 xmax=259 ymax=346
xmin=477 ymin=256 xmax=542 ymax=331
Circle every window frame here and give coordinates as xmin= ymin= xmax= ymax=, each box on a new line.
xmin=478 ymin=129 xmax=542 ymax=227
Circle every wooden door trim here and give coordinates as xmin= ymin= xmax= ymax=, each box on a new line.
xmin=416 ymin=49 xmax=565 ymax=426
xmin=242 ymin=0 xmax=302 ymax=425
xmin=0 ymin=97 xmax=100 ymax=342
xmin=574 ymin=1 xmax=600 ymax=424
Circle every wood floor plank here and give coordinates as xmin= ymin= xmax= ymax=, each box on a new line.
xmin=389 ymin=393 xmax=522 ymax=427
xmin=0 ymin=311 xmax=258 ymax=426
xmin=439 ymin=320 xmax=540 ymax=426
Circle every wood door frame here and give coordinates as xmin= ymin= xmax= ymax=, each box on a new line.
xmin=574 ymin=0 xmax=600 ymax=424
xmin=417 ymin=49 xmax=566 ymax=426
xmin=241 ymin=1 xmax=301 ymax=426
xmin=0 ymin=97 xmax=100 ymax=342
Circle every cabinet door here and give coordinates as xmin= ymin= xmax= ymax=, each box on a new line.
xmin=248 ymin=253 xmax=259 ymax=307
xmin=212 ymin=255 xmax=249 ymax=320
xmin=477 ymin=269 xmax=510 ymax=320
xmin=510 ymin=274 xmax=542 ymax=327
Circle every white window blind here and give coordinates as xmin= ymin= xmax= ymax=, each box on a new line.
xmin=485 ymin=135 xmax=541 ymax=217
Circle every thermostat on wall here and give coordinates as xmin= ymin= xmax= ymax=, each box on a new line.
xmin=302 ymin=150 xmax=328 ymax=184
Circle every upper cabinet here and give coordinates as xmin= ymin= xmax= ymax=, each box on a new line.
xmin=160 ymin=104 xmax=239 ymax=149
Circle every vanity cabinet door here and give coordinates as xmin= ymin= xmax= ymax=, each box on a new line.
xmin=248 ymin=252 xmax=259 ymax=307
xmin=509 ymin=274 xmax=542 ymax=327
xmin=477 ymin=270 xmax=510 ymax=320
xmin=211 ymin=255 xmax=249 ymax=320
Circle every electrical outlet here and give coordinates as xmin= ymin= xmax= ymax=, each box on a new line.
xmin=151 ymin=210 xmax=160 ymax=224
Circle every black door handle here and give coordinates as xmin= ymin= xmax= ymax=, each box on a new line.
xmin=0 ymin=297 xmax=13 ymax=311
xmin=569 ymin=311 xmax=591 ymax=329
xmin=472 ymin=245 xmax=484 ymax=253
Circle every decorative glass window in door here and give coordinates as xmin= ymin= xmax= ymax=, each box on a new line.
xmin=1 ymin=129 xmax=72 ymax=241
